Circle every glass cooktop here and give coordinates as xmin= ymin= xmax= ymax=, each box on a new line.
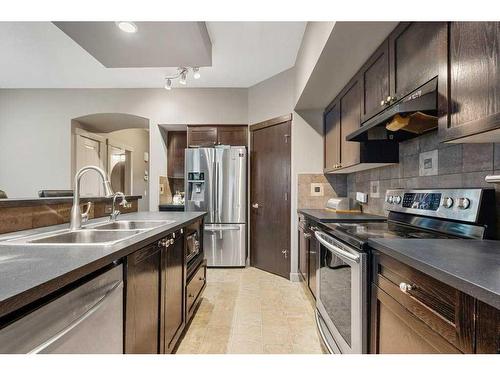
xmin=324 ymin=221 xmax=451 ymax=248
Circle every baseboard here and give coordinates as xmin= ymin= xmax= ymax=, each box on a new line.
xmin=289 ymin=272 xmax=301 ymax=282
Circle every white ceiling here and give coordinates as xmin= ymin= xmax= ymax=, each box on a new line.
xmin=0 ymin=21 xmax=306 ymax=88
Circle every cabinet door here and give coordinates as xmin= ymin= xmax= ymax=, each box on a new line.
xmin=298 ymin=226 xmax=308 ymax=282
xmin=361 ymin=40 xmax=390 ymax=122
xmin=389 ymin=22 xmax=445 ymax=100
xmin=307 ymin=233 xmax=318 ymax=300
xmin=167 ymin=131 xmax=187 ymax=178
xmin=475 ymin=301 xmax=500 ymax=354
xmin=440 ymin=22 xmax=500 ymax=142
xmin=217 ymin=126 xmax=248 ymax=146
xmin=324 ymin=103 xmax=341 ymax=171
xmin=187 ymin=126 xmax=218 ymax=147
xmin=340 ymin=80 xmax=361 ymax=168
xmin=125 ymin=243 xmax=161 ymax=354
xmin=370 ymin=285 xmax=462 ymax=354
xmin=162 ymin=233 xmax=186 ymax=353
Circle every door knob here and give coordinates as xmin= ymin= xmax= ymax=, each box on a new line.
xmin=252 ymin=203 xmax=259 ymax=209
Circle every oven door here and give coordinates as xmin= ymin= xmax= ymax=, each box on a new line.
xmin=315 ymin=230 xmax=367 ymax=354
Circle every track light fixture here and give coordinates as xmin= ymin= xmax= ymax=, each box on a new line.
xmin=163 ymin=67 xmax=201 ymax=90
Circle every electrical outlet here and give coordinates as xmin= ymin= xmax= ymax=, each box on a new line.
xmin=310 ymin=183 xmax=324 ymax=197
xmin=419 ymin=150 xmax=438 ymax=176
xmin=370 ymin=181 xmax=380 ymax=198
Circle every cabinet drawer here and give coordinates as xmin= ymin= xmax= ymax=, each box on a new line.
xmin=374 ymin=253 xmax=474 ymax=353
xmin=186 ymin=261 xmax=206 ymax=315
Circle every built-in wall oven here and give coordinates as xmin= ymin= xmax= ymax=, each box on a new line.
xmin=314 ymin=229 xmax=368 ymax=354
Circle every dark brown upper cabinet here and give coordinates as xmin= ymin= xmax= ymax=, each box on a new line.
xmin=217 ymin=126 xmax=248 ymax=146
xmin=187 ymin=125 xmax=248 ymax=147
xmin=361 ymin=40 xmax=390 ymax=123
xmin=340 ymin=79 xmax=361 ymax=168
xmin=167 ymin=131 xmax=187 ymax=179
xmin=388 ymin=22 xmax=446 ymax=102
xmin=324 ymin=102 xmax=341 ymax=171
xmin=439 ymin=22 xmax=500 ymax=143
xmin=187 ymin=126 xmax=218 ymax=147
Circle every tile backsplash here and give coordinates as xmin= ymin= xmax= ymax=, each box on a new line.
xmin=346 ymin=131 xmax=500 ymax=221
xmin=298 ymin=174 xmax=347 ymax=209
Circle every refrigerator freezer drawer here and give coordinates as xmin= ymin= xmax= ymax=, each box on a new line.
xmin=204 ymin=224 xmax=246 ymax=267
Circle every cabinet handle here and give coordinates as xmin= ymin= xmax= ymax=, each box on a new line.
xmin=399 ymin=282 xmax=415 ymax=293
xmin=188 ymin=293 xmax=195 ymax=298
xmin=158 ymin=239 xmax=168 ymax=248
xmin=199 ymin=277 xmax=206 ymax=281
xmin=380 ymin=99 xmax=386 ymax=106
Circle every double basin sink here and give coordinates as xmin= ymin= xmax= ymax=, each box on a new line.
xmin=2 ymin=220 xmax=176 ymax=246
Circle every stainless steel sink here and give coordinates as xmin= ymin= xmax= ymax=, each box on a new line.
xmin=27 ymin=229 xmax=142 ymax=245
xmin=89 ymin=220 xmax=175 ymax=231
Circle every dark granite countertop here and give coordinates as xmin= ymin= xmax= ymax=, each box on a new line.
xmin=0 ymin=195 xmax=142 ymax=208
xmin=368 ymin=238 xmax=500 ymax=310
xmin=298 ymin=208 xmax=386 ymax=223
xmin=0 ymin=211 xmax=205 ymax=318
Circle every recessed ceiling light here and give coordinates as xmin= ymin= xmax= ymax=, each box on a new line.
xmin=116 ymin=21 xmax=138 ymax=34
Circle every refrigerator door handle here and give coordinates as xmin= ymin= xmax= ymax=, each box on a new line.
xmin=214 ymin=160 xmax=219 ymax=220
xmin=205 ymin=225 xmax=241 ymax=231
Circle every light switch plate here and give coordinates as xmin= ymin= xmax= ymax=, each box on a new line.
xmin=310 ymin=183 xmax=324 ymax=197
xmin=419 ymin=150 xmax=438 ymax=176
xmin=370 ymin=181 xmax=380 ymax=198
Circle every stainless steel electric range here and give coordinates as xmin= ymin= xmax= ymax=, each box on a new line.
xmin=315 ymin=188 xmax=496 ymax=354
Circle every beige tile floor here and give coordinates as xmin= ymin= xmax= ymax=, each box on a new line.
xmin=176 ymin=267 xmax=325 ymax=354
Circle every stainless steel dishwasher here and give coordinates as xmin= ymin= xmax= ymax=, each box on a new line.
xmin=0 ymin=264 xmax=123 ymax=354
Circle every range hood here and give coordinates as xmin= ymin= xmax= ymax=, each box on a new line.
xmin=347 ymin=77 xmax=438 ymax=142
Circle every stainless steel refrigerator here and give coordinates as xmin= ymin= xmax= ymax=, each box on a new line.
xmin=185 ymin=146 xmax=246 ymax=267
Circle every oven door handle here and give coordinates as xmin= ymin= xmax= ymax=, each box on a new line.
xmin=315 ymin=231 xmax=360 ymax=263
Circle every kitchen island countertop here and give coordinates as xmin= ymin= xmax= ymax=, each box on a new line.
xmin=0 ymin=211 xmax=205 ymax=319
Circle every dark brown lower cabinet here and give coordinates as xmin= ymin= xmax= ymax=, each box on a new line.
xmin=307 ymin=232 xmax=318 ymax=300
xmin=476 ymin=301 xmax=500 ymax=354
xmin=371 ymin=252 xmax=499 ymax=354
xmin=371 ymin=285 xmax=461 ymax=353
xmin=186 ymin=260 xmax=207 ymax=321
xmin=161 ymin=231 xmax=186 ymax=354
xmin=125 ymin=243 xmax=161 ymax=354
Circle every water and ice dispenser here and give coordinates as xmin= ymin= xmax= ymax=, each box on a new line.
xmin=186 ymin=172 xmax=205 ymax=204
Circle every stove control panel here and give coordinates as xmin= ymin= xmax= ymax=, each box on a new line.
xmin=383 ymin=188 xmax=485 ymax=223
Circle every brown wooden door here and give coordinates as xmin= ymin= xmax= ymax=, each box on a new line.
xmin=389 ymin=22 xmax=445 ymax=100
xmin=324 ymin=102 xmax=341 ymax=171
xmin=167 ymin=131 xmax=187 ymax=178
xmin=361 ymin=40 xmax=390 ymax=122
xmin=125 ymin=243 xmax=161 ymax=354
xmin=440 ymin=22 xmax=500 ymax=142
xmin=187 ymin=126 xmax=218 ymax=147
xmin=217 ymin=125 xmax=248 ymax=146
xmin=161 ymin=232 xmax=186 ymax=353
xmin=340 ymin=79 xmax=361 ymax=169
xmin=250 ymin=118 xmax=291 ymax=279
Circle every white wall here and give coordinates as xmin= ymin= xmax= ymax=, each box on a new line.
xmin=0 ymin=88 xmax=248 ymax=209
xmin=107 ymin=128 xmax=150 ymax=211
xmin=248 ymin=68 xmax=295 ymax=125
xmin=294 ymin=22 xmax=335 ymax=105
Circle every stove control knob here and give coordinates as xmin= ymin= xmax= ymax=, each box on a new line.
xmin=458 ymin=197 xmax=471 ymax=210
xmin=386 ymin=195 xmax=394 ymax=204
xmin=394 ymin=195 xmax=402 ymax=205
xmin=442 ymin=197 xmax=454 ymax=208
